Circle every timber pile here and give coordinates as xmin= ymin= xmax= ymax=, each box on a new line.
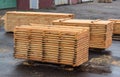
xmin=52 ymin=19 xmax=113 ymax=49
xmin=98 ymin=0 xmax=112 ymax=3
xmin=5 ymin=11 xmax=74 ymax=32
xmin=109 ymin=19 xmax=120 ymax=34
xmin=14 ymin=25 xmax=89 ymax=67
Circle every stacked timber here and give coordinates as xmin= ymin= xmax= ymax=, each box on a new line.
xmin=14 ymin=25 xmax=89 ymax=67
xmin=52 ymin=19 xmax=113 ymax=49
xmin=5 ymin=11 xmax=74 ymax=32
xmin=98 ymin=0 xmax=112 ymax=3
xmin=109 ymin=19 xmax=120 ymax=34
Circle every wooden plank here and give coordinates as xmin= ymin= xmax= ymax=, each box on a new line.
xmin=109 ymin=19 xmax=120 ymax=34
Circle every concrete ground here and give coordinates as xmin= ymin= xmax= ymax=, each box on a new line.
xmin=0 ymin=0 xmax=120 ymax=77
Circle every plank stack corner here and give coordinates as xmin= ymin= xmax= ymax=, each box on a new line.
xmin=14 ymin=25 xmax=89 ymax=67
xmin=52 ymin=19 xmax=113 ymax=49
xmin=109 ymin=19 xmax=120 ymax=35
xmin=4 ymin=11 xmax=74 ymax=32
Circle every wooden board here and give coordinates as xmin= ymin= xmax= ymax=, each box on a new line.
xmin=52 ymin=19 xmax=113 ymax=49
xmin=109 ymin=19 xmax=120 ymax=34
xmin=5 ymin=11 xmax=74 ymax=32
xmin=14 ymin=25 xmax=89 ymax=67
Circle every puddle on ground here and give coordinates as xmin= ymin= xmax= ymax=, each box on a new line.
xmin=80 ymin=55 xmax=120 ymax=74
xmin=79 ymin=55 xmax=112 ymax=74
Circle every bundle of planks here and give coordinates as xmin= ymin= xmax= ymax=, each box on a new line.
xmin=14 ymin=25 xmax=89 ymax=67
xmin=5 ymin=11 xmax=74 ymax=32
xmin=52 ymin=19 xmax=113 ymax=49
xmin=98 ymin=0 xmax=112 ymax=3
xmin=109 ymin=19 xmax=120 ymax=34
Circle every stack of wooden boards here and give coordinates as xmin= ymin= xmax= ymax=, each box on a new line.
xmin=53 ymin=19 xmax=113 ymax=49
xmin=14 ymin=25 xmax=89 ymax=67
xmin=98 ymin=0 xmax=112 ymax=3
xmin=4 ymin=11 xmax=74 ymax=32
xmin=109 ymin=19 xmax=120 ymax=34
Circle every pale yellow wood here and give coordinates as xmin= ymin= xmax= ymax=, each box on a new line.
xmin=109 ymin=19 xmax=120 ymax=34
xmin=5 ymin=11 xmax=74 ymax=32
xmin=14 ymin=25 xmax=89 ymax=67
xmin=52 ymin=19 xmax=113 ymax=49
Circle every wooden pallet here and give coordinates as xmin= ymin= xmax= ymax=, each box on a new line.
xmin=109 ymin=19 xmax=120 ymax=35
xmin=14 ymin=25 xmax=89 ymax=67
xmin=4 ymin=11 xmax=74 ymax=32
xmin=52 ymin=19 xmax=113 ymax=49
xmin=23 ymin=60 xmax=78 ymax=71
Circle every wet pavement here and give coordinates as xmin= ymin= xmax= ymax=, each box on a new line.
xmin=1 ymin=0 xmax=120 ymax=77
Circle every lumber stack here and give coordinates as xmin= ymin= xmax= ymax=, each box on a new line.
xmin=109 ymin=19 xmax=120 ymax=34
xmin=5 ymin=11 xmax=74 ymax=32
xmin=52 ymin=19 xmax=113 ymax=49
xmin=14 ymin=25 xmax=89 ymax=67
xmin=98 ymin=0 xmax=112 ymax=3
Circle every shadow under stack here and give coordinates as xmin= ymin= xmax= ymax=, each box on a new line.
xmin=52 ymin=19 xmax=113 ymax=49
xmin=14 ymin=25 xmax=89 ymax=67
xmin=4 ymin=11 xmax=74 ymax=32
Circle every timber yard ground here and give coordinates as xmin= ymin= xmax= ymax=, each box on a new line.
xmin=0 ymin=0 xmax=120 ymax=77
